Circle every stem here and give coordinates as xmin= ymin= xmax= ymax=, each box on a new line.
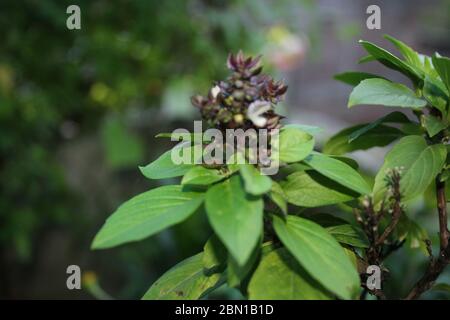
xmin=436 ymin=178 xmax=449 ymax=251
xmin=404 ymin=177 xmax=450 ymax=299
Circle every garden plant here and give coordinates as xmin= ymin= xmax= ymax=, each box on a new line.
xmin=92 ymin=35 xmax=450 ymax=300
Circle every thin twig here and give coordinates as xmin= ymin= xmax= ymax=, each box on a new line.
xmin=404 ymin=177 xmax=450 ymax=299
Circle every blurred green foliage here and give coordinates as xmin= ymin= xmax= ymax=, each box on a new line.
xmin=0 ymin=0 xmax=313 ymax=298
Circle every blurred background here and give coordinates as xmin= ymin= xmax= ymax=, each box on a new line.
xmin=0 ymin=0 xmax=449 ymax=299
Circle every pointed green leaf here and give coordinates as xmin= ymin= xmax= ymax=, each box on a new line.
xmin=349 ymin=79 xmax=427 ymax=109
xmin=282 ymin=124 xmax=323 ymax=135
xmin=303 ymin=152 xmax=371 ymax=194
xmin=203 ymin=234 xmax=227 ymax=273
xmin=205 ymin=175 xmax=263 ymax=266
xmin=358 ymin=40 xmax=422 ymax=84
xmin=248 ymin=248 xmax=333 ymax=300
xmin=269 ymin=181 xmax=288 ymax=214
xmin=348 ymin=111 xmax=411 ymax=142
xmin=307 ymin=213 xmax=369 ymax=248
xmin=182 ymin=166 xmax=226 ymax=186
xmin=423 ymin=76 xmax=448 ymax=114
xmin=239 ymin=164 xmax=272 ymax=195
xmin=383 ymin=35 xmax=422 ymax=68
xmin=277 ymin=128 xmax=315 ymax=163
xmin=142 ymin=253 xmax=223 ymax=300
xmin=422 ymin=114 xmax=447 ymax=138
xmin=323 ymin=124 xmax=403 ymax=155
xmin=334 ymin=71 xmax=385 ymax=86
xmin=92 ymin=185 xmax=204 ymax=249
xmin=373 ymin=135 xmax=447 ymax=204
xmin=433 ymin=55 xmax=450 ymax=92
xmin=273 ymin=215 xmax=360 ymax=299
xmin=139 ymin=144 xmax=202 ymax=180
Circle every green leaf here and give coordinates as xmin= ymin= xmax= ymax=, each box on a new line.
xmin=205 ymin=175 xmax=263 ymax=266
xmin=348 ymin=79 xmax=427 ymax=109
xmin=307 ymin=213 xmax=369 ymax=248
xmin=334 ymin=71 xmax=385 ymax=86
xmin=277 ymin=128 xmax=315 ymax=163
xmin=247 ymin=248 xmax=333 ymax=300
xmin=373 ymin=135 xmax=447 ymax=204
xmin=303 ymin=152 xmax=371 ymax=195
xmin=432 ymin=283 xmax=450 ymax=294
xmin=282 ymin=124 xmax=323 ymax=135
xmin=142 ymin=253 xmax=223 ymax=300
xmin=323 ymin=124 xmax=403 ymax=155
xmin=273 ymin=215 xmax=360 ymax=299
xmin=358 ymin=40 xmax=422 ymax=84
xmin=92 ymin=185 xmax=204 ymax=249
xmin=421 ymin=114 xmax=447 ymax=138
xmin=330 ymin=155 xmax=359 ymax=170
xmin=281 ymin=171 xmax=359 ymax=207
xmin=327 ymin=224 xmax=369 ymax=248
xmin=383 ymin=35 xmax=422 ymax=68
xmin=269 ymin=181 xmax=288 ymax=214
xmin=227 ymin=243 xmax=260 ymax=288
xmin=348 ymin=111 xmax=411 ymax=142
xmin=203 ymin=234 xmax=227 ymax=273
xmin=239 ymin=164 xmax=272 ymax=195
xmin=139 ymin=144 xmax=201 ymax=180
xmin=423 ymin=76 xmax=448 ymax=114
xmin=395 ymin=214 xmax=429 ymax=254
xmin=432 ymin=55 xmax=450 ymax=92
xmin=182 ymin=166 xmax=226 ymax=186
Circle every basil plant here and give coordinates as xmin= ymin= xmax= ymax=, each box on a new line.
xmin=92 ymin=36 xmax=450 ymax=300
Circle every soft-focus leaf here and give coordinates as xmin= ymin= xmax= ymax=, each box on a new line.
xmin=358 ymin=40 xmax=422 ymax=84
xmin=248 ymin=248 xmax=333 ymax=300
xmin=433 ymin=55 xmax=450 ymax=92
xmin=273 ymin=215 xmax=360 ymax=299
xmin=227 ymin=243 xmax=260 ymax=288
xmin=348 ymin=111 xmax=411 ymax=142
xmin=373 ymin=135 xmax=447 ymax=204
xmin=307 ymin=213 xmax=369 ymax=248
xmin=303 ymin=152 xmax=371 ymax=195
xmin=268 ymin=180 xmax=288 ymax=214
xmin=323 ymin=124 xmax=403 ymax=155
xmin=92 ymin=185 xmax=204 ymax=249
xmin=282 ymin=124 xmax=323 ymax=135
xmin=277 ymin=128 xmax=315 ymax=163
xmin=395 ymin=214 xmax=429 ymax=254
xmin=140 ymin=144 xmax=201 ymax=179
xmin=205 ymin=175 xmax=263 ymax=266
xmin=281 ymin=171 xmax=359 ymax=207
xmin=203 ymin=234 xmax=227 ymax=273
xmin=239 ymin=164 xmax=272 ymax=195
xmin=182 ymin=166 xmax=226 ymax=186
xmin=348 ymin=79 xmax=427 ymax=109
xmin=384 ymin=35 xmax=422 ymax=68
xmin=432 ymin=283 xmax=450 ymax=293
xmin=142 ymin=253 xmax=223 ymax=300
xmin=334 ymin=71 xmax=385 ymax=86
xmin=421 ymin=114 xmax=447 ymax=138
xmin=423 ymin=76 xmax=448 ymax=114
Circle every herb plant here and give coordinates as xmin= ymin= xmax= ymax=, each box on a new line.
xmin=92 ymin=36 xmax=450 ymax=300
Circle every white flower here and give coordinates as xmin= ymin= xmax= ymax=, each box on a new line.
xmin=210 ymin=85 xmax=221 ymax=99
xmin=247 ymin=101 xmax=272 ymax=127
